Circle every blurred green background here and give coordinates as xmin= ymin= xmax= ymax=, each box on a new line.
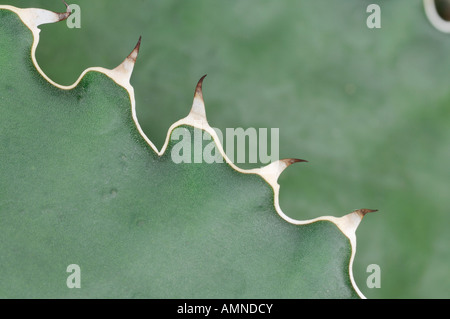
xmin=1 ymin=0 xmax=449 ymax=298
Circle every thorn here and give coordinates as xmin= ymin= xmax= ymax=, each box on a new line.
xmin=257 ymin=158 xmax=307 ymax=186
xmin=137 ymin=35 xmax=142 ymax=48
xmin=57 ymin=0 xmax=71 ymax=21
xmin=277 ymin=158 xmax=307 ymax=176
xmin=337 ymin=208 xmax=379 ymax=238
xmin=281 ymin=158 xmax=308 ymax=167
xmin=355 ymin=208 xmax=378 ymax=218
xmin=189 ymin=75 xmax=207 ymax=120
xmin=127 ymin=36 xmax=142 ymax=63
xmin=56 ymin=12 xmax=71 ymax=22
xmin=194 ymin=74 xmax=207 ymax=100
xmin=111 ymin=37 xmax=141 ymax=83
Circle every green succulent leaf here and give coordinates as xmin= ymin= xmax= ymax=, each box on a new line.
xmin=0 ymin=6 xmax=374 ymax=298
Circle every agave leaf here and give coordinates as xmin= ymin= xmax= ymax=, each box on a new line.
xmin=0 ymin=6 xmax=375 ymax=298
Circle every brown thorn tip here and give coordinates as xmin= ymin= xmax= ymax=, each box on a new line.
xmin=58 ymin=12 xmax=71 ymax=21
xmin=126 ymin=36 xmax=142 ymax=63
xmin=282 ymin=158 xmax=308 ymax=166
xmin=56 ymin=0 xmax=71 ymax=21
xmin=136 ymin=36 xmax=142 ymax=51
xmin=195 ymin=74 xmax=207 ymax=98
xmin=355 ymin=208 xmax=378 ymax=218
